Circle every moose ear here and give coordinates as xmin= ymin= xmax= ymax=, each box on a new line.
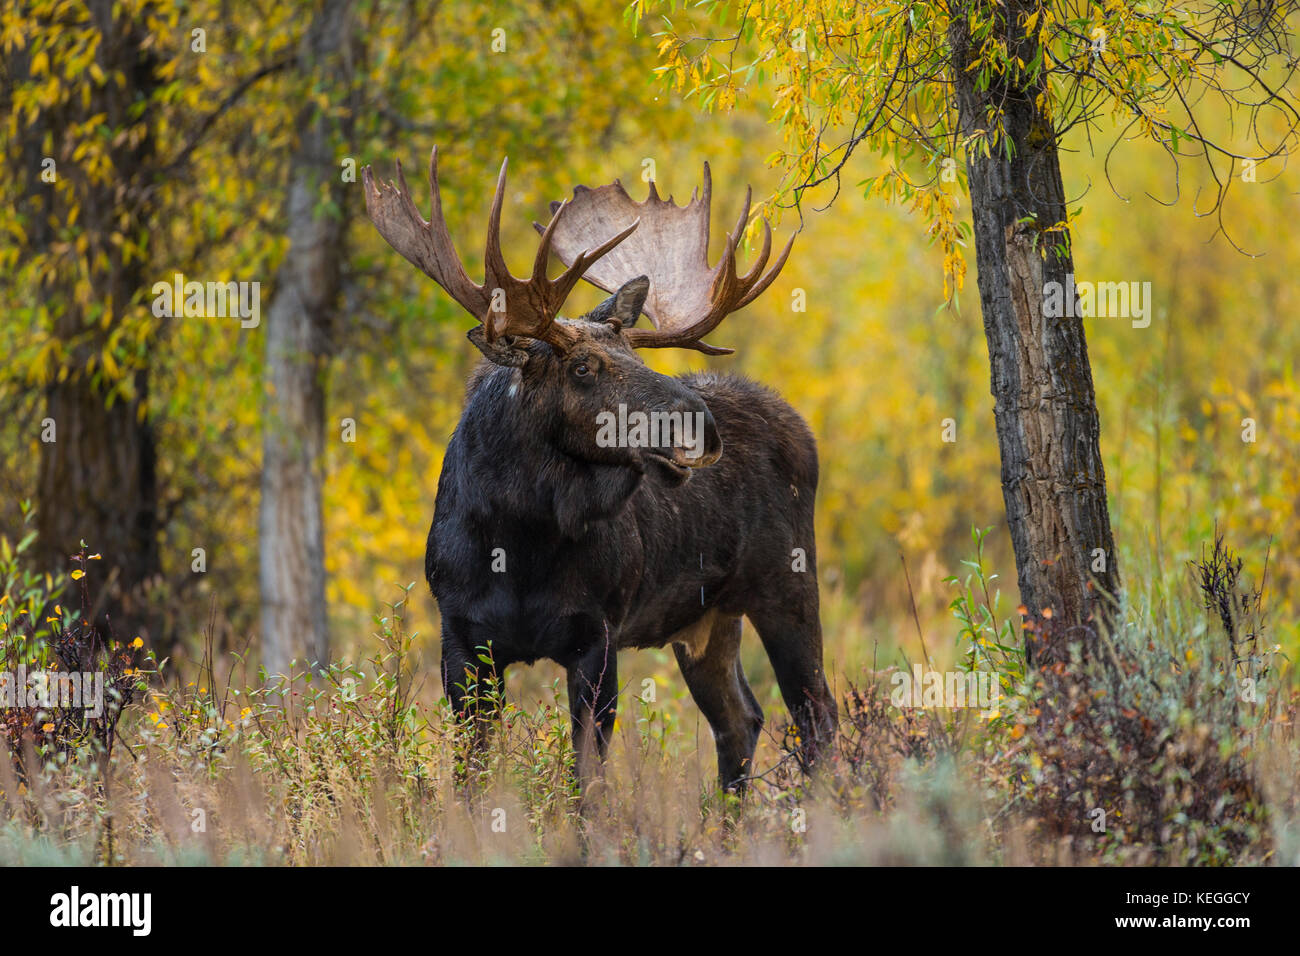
xmin=586 ymin=275 xmax=650 ymax=327
xmin=467 ymin=326 xmax=530 ymax=367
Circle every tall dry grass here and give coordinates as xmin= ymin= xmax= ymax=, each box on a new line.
xmin=0 ymin=526 xmax=1295 ymax=866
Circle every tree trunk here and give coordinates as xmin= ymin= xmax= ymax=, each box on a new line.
xmin=37 ymin=374 xmax=161 ymax=643
xmin=258 ymin=0 xmax=356 ymax=677
xmin=950 ymin=4 xmax=1120 ymax=665
xmin=23 ymin=1 xmax=165 ymax=652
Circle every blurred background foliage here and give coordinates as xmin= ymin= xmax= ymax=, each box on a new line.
xmin=1 ymin=0 xmax=1295 ymax=707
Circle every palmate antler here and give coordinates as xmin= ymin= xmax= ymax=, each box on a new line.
xmin=361 ymin=147 xmax=638 ymax=351
xmin=538 ymin=165 xmax=794 ymax=354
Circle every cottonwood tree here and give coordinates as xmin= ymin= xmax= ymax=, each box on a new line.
xmin=2 ymin=1 xmax=170 ymax=648
xmin=635 ymin=0 xmax=1300 ymax=662
xmin=2 ymin=1 xmax=300 ymax=657
xmin=258 ymin=0 xmax=359 ymax=678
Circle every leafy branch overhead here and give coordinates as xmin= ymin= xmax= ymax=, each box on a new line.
xmin=633 ymin=0 xmax=1300 ymax=297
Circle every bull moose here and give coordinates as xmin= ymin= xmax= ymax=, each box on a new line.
xmin=362 ymin=148 xmax=837 ymax=791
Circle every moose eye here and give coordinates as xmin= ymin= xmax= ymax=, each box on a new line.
xmin=570 ymin=361 xmax=594 ymax=381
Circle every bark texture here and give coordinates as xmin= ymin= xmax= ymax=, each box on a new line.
xmin=24 ymin=0 xmax=165 ymax=650
xmin=258 ymin=0 xmax=357 ymax=676
xmin=950 ymin=3 xmax=1121 ymax=664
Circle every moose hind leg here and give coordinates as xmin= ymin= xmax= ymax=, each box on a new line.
xmin=746 ymin=590 xmax=837 ymax=768
xmin=673 ymin=614 xmax=764 ymax=791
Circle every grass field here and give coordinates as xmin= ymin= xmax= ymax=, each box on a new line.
xmin=1 ymin=526 xmax=1293 ymax=867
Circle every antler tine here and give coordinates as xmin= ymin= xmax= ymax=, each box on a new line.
xmin=531 ymin=197 xmax=567 ymax=283
xmin=482 ymin=158 xmax=513 ymax=340
xmin=425 ymin=148 xmax=455 ymax=270
xmin=737 ymin=230 xmax=795 ymax=309
xmin=730 ymin=185 xmax=752 ymax=258
xmin=423 ymin=147 xmax=492 ymax=315
xmin=738 ymin=218 xmax=772 ymax=287
xmin=700 ymin=162 xmax=713 ymax=238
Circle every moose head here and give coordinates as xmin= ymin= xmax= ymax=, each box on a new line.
xmin=360 ymin=149 xmax=791 ymax=491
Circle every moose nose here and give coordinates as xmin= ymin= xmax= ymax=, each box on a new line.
xmin=669 ymin=404 xmax=721 ymax=468
xmin=696 ymin=407 xmax=722 ymax=466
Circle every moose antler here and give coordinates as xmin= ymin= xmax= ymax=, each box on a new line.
xmin=536 ymin=164 xmax=794 ymax=355
xmin=361 ymin=147 xmax=639 ymax=350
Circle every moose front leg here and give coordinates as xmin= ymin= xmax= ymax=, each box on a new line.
xmin=565 ymin=627 xmax=618 ymax=797
xmin=441 ymin=625 xmax=506 ymax=752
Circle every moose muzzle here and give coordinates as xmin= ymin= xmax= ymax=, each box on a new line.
xmin=642 ymin=402 xmax=721 ymax=480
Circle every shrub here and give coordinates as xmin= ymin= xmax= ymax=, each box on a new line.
xmin=995 ymin=535 xmax=1283 ymax=864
